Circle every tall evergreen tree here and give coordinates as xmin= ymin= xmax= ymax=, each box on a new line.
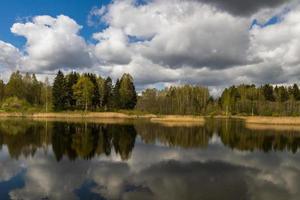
xmin=0 ymin=80 xmax=5 ymax=101
xmin=65 ymin=72 xmax=79 ymax=109
xmin=119 ymin=74 xmax=137 ymax=109
xmin=292 ymin=84 xmax=300 ymax=101
xmin=52 ymin=71 xmax=67 ymax=111
xmin=102 ymin=77 xmax=113 ymax=110
xmin=262 ymin=84 xmax=275 ymax=101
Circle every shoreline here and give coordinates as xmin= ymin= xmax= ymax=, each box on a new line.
xmin=0 ymin=112 xmax=205 ymax=123
xmin=1 ymin=112 xmax=300 ymax=125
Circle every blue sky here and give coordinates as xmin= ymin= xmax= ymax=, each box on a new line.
xmin=0 ymin=0 xmax=111 ymax=48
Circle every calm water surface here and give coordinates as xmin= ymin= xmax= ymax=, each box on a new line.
xmin=0 ymin=118 xmax=300 ymax=200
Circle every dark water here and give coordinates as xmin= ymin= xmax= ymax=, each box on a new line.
xmin=0 ymin=118 xmax=300 ymax=200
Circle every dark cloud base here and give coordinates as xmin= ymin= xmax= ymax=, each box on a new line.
xmin=192 ymin=0 xmax=291 ymax=16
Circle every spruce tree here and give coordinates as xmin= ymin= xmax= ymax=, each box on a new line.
xmin=102 ymin=77 xmax=113 ymax=110
xmin=52 ymin=70 xmax=67 ymax=111
xmin=0 ymin=80 xmax=5 ymax=101
xmin=65 ymin=72 xmax=79 ymax=109
xmin=262 ymin=84 xmax=275 ymax=101
xmin=119 ymin=74 xmax=137 ymax=109
xmin=292 ymin=84 xmax=300 ymax=101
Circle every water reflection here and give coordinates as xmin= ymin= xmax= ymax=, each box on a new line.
xmin=0 ymin=119 xmax=300 ymax=161
xmin=0 ymin=119 xmax=300 ymax=199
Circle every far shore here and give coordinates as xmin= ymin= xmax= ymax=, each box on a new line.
xmin=0 ymin=112 xmax=205 ymax=123
xmin=1 ymin=112 xmax=300 ymax=125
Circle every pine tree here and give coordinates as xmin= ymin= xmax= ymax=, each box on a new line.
xmin=119 ymin=74 xmax=137 ymax=109
xmin=262 ymin=84 xmax=275 ymax=101
xmin=52 ymin=71 xmax=67 ymax=111
xmin=0 ymin=80 xmax=5 ymax=101
xmin=102 ymin=77 xmax=113 ymax=110
xmin=292 ymin=84 xmax=300 ymax=101
xmin=65 ymin=72 xmax=79 ymax=109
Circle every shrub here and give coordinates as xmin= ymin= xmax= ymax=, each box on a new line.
xmin=1 ymin=97 xmax=30 ymax=112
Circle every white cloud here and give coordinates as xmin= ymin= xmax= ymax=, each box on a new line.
xmin=250 ymin=7 xmax=300 ymax=66
xmin=93 ymin=27 xmax=132 ymax=65
xmin=96 ymin=0 xmax=251 ymax=69
xmin=0 ymin=41 xmax=21 ymax=70
xmin=11 ymin=15 xmax=93 ymax=72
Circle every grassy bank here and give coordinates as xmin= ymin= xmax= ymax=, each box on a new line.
xmin=2 ymin=112 xmax=300 ymax=125
xmin=150 ymin=115 xmax=205 ymax=123
xmin=245 ymin=123 xmax=300 ymax=131
xmin=0 ymin=112 xmax=205 ymax=123
xmin=243 ymin=116 xmax=300 ymax=125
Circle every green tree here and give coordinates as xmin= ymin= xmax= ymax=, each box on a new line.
xmin=52 ymin=71 xmax=67 ymax=111
xmin=72 ymin=76 xmax=94 ymax=111
xmin=85 ymin=73 xmax=100 ymax=110
xmin=65 ymin=72 xmax=79 ymax=109
xmin=102 ymin=77 xmax=113 ymax=110
xmin=291 ymin=84 xmax=300 ymax=101
xmin=5 ymin=71 xmax=25 ymax=99
xmin=0 ymin=80 xmax=5 ymax=101
xmin=119 ymin=74 xmax=137 ymax=109
xmin=262 ymin=84 xmax=275 ymax=101
xmin=31 ymin=74 xmax=42 ymax=105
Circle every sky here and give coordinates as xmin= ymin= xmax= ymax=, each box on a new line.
xmin=0 ymin=0 xmax=299 ymax=94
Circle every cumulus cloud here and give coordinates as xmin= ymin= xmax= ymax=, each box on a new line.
xmin=93 ymin=27 xmax=132 ymax=65
xmin=96 ymin=0 xmax=251 ymax=69
xmin=0 ymin=41 xmax=21 ymax=71
xmin=190 ymin=0 xmax=293 ymax=16
xmin=11 ymin=15 xmax=93 ymax=72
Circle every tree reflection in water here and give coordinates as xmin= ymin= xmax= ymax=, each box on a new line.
xmin=0 ymin=119 xmax=300 ymax=161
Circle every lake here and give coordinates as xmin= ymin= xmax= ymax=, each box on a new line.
xmin=0 ymin=118 xmax=299 ymax=200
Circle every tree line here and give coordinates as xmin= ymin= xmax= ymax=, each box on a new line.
xmin=137 ymin=84 xmax=300 ymax=116
xmin=219 ymin=84 xmax=300 ymax=116
xmin=1 ymin=71 xmax=300 ymax=116
xmin=0 ymin=71 xmax=137 ymax=112
xmin=52 ymin=71 xmax=137 ymax=111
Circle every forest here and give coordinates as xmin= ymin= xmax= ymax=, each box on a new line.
xmin=0 ymin=71 xmax=137 ymax=112
xmin=1 ymin=71 xmax=300 ymax=116
xmin=136 ymin=84 xmax=300 ymax=116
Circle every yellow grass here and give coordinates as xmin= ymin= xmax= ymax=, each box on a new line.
xmin=246 ymin=123 xmax=300 ymax=131
xmin=244 ymin=116 xmax=300 ymax=125
xmin=0 ymin=112 xmax=156 ymax=119
xmin=0 ymin=112 xmax=206 ymax=123
xmin=150 ymin=115 xmax=205 ymax=123
xmin=31 ymin=117 xmax=133 ymax=124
